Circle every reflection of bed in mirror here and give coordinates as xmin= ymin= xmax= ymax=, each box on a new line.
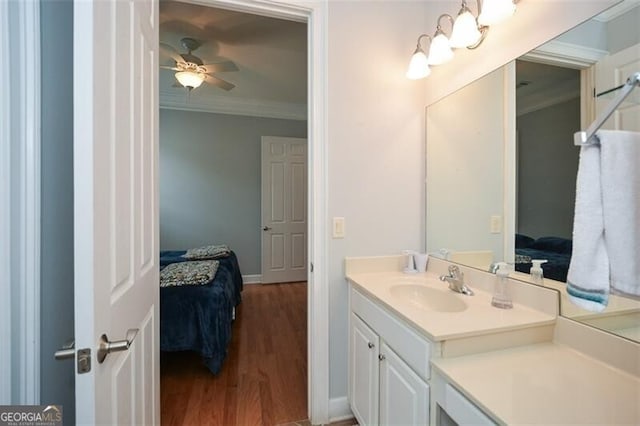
xmin=425 ymin=2 xmax=640 ymax=343
xmin=514 ymin=234 xmax=572 ymax=282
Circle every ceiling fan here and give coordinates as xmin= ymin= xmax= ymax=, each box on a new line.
xmin=160 ymin=37 xmax=238 ymax=91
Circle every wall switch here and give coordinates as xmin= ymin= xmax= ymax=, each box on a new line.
xmin=332 ymin=217 xmax=345 ymax=238
xmin=490 ymin=215 xmax=502 ymax=234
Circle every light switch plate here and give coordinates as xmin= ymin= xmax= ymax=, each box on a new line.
xmin=333 ymin=217 xmax=345 ymax=238
xmin=490 ymin=215 xmax=502 ymax=234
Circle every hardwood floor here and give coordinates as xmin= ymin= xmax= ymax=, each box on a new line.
xmin=161 ymin=282 xmax=308 ymax=426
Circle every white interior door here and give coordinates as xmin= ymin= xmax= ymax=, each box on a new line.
xmin=261 ymin=136 xmax=307 ymax=284
xmin=595 ymin=43 xmax=640 ymax=131
xmin=74 ymin=0 xmax=159 ymax=423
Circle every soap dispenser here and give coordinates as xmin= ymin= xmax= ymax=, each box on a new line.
xmin=530 ymin=259 xmax=548 ymax=285
xmin=491 ymin=262 xmax=513 ymax=309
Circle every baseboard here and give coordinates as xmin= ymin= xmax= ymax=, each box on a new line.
xmin=329 ymin=396 xmax=352 ymax=422
xmin=242 ymin=274 xmax=262 ymax=284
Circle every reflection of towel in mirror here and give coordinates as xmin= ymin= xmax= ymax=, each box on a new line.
xmin=567 ymin=130 xmax=640 ymax=311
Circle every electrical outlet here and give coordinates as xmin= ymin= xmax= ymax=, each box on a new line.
xmin=333 ymin=217 xmax=345 ymax=238
xmin=490 ymin=215 xmax=502 ymax=234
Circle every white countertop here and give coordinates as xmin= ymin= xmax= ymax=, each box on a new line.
xmin=346 ymin=270 xmax=556 ymax=342
xmin=432 ymin=342 xmax=640 ymax=425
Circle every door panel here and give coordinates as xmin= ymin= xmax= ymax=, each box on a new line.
xmin=261 ymin=136 xmax=307 ymax=283
xmin=595 ymin=43 xmax=640 ymax=131
xmin=73 ymin=0 xmax=159 ymax=423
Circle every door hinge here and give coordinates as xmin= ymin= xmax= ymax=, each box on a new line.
xmin=77 ymin=348 xmax=91 ymax=374
xmin=310 ymin=262 xmax=314 ymax=272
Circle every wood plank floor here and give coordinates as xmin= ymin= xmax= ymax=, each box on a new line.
xmin=161 ymin=282 xmax=308 ymax=426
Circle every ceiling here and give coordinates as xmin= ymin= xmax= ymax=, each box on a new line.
xmin=159 ymin=1 xmax=307 ymax=118
xmin=516 ymin=60 xmax=580 ymax=117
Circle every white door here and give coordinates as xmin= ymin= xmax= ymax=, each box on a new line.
xmin=261 ymin=136 xmax=307 ymax=283
xmin=379 ymin=343 xmax=429 ymax=426
xmin=74 ymin=0 xmax=159 ymax=423
xmin=595 ymin=43 xmax=640 ymax=131
xmin=349 ymin=314 xmax=380 ymax=426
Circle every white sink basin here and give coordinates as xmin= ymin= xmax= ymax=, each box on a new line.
xmin=389 ymin=284 xmax=468 ymax=312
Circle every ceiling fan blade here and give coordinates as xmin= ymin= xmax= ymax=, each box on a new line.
xmin=180 ymin=53 xmax=203 ymax=66
xmin=160 ymin=65 xmax=180 ymax=71
xmin=202 ymin=61 xmax=239 ymax=73
xmin=160 ymin=42 xmax=183 ymax=64
xmin=204 ymin=75 xmax=235 ymax=91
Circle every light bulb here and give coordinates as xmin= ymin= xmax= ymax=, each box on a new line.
xmin=478 ymin=0 xmax=515 ymax=26
xmin=406 ymin=49 xmax=430 ymax=80
xmin=428 ymin=32 xmax=454 ymax=65
xmin=450 ymin=9 xmax=482 ymax=48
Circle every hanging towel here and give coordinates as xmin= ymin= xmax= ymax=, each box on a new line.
xmin=567 ymin=130 xmax=640 ymax=311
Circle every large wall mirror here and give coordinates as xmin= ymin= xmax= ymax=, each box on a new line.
xmin=426 ymin=2 xmax=640 ymax=342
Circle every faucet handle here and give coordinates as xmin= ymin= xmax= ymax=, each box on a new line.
xmin=448 ymin=264 xmax=461 ymax=277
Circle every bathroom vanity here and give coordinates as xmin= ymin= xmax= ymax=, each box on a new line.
xmin=346 ymin=255 xmax=640 ymax=425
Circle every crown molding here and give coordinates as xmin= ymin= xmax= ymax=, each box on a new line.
xmin=159 ymin=90 xmax=307 ymax=121
xmin=517 ymin=91 xmax=580 ymax=117
xmin=523 ymin=39 xmax=609 ymax=69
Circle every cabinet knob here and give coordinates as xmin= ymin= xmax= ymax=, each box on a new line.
xmin=368 ymin=342 xmax=375 ymax=349
xmin=378 ymin=354 xmax=386 ymax=361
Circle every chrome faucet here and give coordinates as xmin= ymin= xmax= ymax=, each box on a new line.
xmin=440 ymin=265 xmax=474 ymax=296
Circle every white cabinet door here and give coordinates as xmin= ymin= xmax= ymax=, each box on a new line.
xmin=350 ymin=313 xmax=380 ymax=426
xmin=379 ymin=342 xmax=430 ymax=426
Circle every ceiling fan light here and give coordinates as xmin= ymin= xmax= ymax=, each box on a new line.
xmin=428 ymin=33 xmax=454 ymax=65
xmin=406 ymin=49 xmax=431 ymax=80
xmin=450 ymin=10 xmax=481 ymax=48
xmin=478 ymin=0 xmax=516 ymax=26
xmin=175 ymin=71 xmax=204 ymax=89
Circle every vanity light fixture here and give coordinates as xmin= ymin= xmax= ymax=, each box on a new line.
xmin=478 ymin=0 xmax=516 ymax=26
xmin=406 ymin=0 xmax=518 ymax=79
xmin=406 ymin=34 xmax=432 ymax=79
xmin=428 ymin=15 xmax=455 ymax=65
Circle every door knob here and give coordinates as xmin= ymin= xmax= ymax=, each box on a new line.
xmin=263 ymin=226 xmax=272 ymax=231
xmin=97 ymin=328 xmax=138 ymax=364
xmin=54 ymin=339 xmax=75 ymax=360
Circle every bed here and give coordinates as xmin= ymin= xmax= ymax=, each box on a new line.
xmin=159 ymin=247 xmax=243 ymax=374
xmin=514 ymin=234 xmax=572 ymax=282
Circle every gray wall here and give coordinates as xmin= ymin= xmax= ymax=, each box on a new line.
xmin=159 ymin=109 xmax=307 ymax=275
xmin=517 ymin=97 xmax=580 ymax=239
xmin=40 ymin=0 xmax=75 ymax=422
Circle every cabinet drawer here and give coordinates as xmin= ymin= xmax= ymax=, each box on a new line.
xmin=351 ymin=286 xmax=432 ymax=380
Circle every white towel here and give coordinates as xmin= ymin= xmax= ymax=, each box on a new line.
xmin=567 ymin=130 xmax=640 ymax=311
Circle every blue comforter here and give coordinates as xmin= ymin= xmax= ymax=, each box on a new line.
xmin=159 ymin=250 xmax=243 ymax=374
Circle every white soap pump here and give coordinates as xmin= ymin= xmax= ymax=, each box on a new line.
xmin=491 ymin=262 xmax=513 ymax=309
xmin=530 ymin=259 xmax=548 ymax=285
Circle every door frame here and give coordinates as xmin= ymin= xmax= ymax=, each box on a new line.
xmin=0 ymin=0 xmax=41 ymax=405
xmin=180 ymin=0 xmax=330 ymax=422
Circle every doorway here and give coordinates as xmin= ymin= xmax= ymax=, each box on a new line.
xmin=160 ymin=3 xmax=311 ymax=420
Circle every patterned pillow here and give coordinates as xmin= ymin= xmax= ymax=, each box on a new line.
xmin=160 ymin=260 xmax=219 ymax=288
xmin=183 ymin=244 xmax=230 ymax=260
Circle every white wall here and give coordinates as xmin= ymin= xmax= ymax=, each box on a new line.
xmin=39 ymin=0 xmax=75 ymax=420
xmin=159 ymin=109 xmax=306 ymax=275
xmin=326 ymin=0 xmax=428 ymax=404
